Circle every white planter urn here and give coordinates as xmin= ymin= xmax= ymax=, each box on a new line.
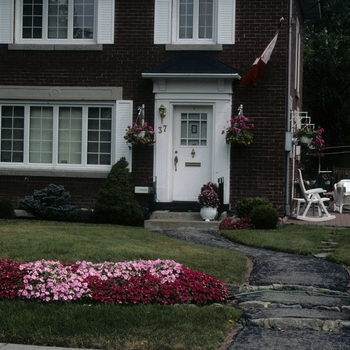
xmin=299 ymin=136 xmax=312 ymax=145
xmin=200 ymin=206 xmax=218 ymax=221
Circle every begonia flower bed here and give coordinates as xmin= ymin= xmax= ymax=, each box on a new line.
xmin=0 ymin=258 xmax=228 ymax=305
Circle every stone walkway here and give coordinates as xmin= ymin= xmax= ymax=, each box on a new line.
xmin=159 ymin=228 xmax=350 ymax=349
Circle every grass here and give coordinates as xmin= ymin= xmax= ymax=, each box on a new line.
xmin=220 ymin=224 xmax=350 ymax=267
xmin=0 ymin=219 xmax=246 ymax=350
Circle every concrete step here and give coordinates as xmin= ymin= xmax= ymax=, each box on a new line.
xmin=144 ymin=210 xmax=223 ymax=231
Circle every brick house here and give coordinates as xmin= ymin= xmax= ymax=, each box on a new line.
xmin=0 ymin=0 xmax=320 ymax=216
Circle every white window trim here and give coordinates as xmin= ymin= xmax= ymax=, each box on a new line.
xmin=0 ymin=0 xmax=114 ymax=45
xmin=0 ymin=100 xmax=132 ymax=174
xmin=154 ymin=0 xmax=235 ymax=46
xmin=15 ymin=0 xmax=96 ymax=45
xmin=172 ymin=0 xmax=216 ymax=45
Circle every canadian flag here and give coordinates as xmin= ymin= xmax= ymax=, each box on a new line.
xmin=239 ymin=32 xmax=279 ymax=87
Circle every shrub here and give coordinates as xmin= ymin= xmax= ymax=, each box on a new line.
xmin=235 ymin=197 xmax=272 ymax=218
xmin=250 ymin=204 xmax=279 ymax=230
xmin=19 ymin=184 xmax=76 ymax=221
xmin=0 ymin=197 xmax=15 ymax=219
xmin=66 ymin=208 xmax=95 ymax=223
xmin=94 ymin=157 xmax=144 ymax=226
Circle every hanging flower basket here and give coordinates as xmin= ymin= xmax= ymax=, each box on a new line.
xmin=294 ymin=124 xmax=325 ymax=157
xmin=124 ymin=122 xmax=155 ymax=148
xmin=222 ymin=115 xmax=254 ymax=146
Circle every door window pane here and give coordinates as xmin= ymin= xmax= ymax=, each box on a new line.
xmin=58 ymin=107 xmax=82 ymax=164
xmin=180 ymin=112 xmax=207 ymax=146
xmin=1 ymin=106 xmax=25 ymax=162
xmin=29 ymin=106 xmax=53 ymax=163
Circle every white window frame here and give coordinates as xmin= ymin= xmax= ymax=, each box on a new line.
xmin=0 ymin=0 xmax=114 ymax=45
xmin=0 ymin=100 xmax=132 ymax=173
xmin=154 ymin=0 xmax=235 ymax=46
xmin=16 ymin=0 xmax=96 ymax=44
xmin=173 ymin=0 xmax=216 ymax=44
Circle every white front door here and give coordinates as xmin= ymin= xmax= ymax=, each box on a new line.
xmin=172 ymin=106 xmax=213 ymax=201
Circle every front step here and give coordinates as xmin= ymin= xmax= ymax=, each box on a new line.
xmin=144 ymin=210 xmax=223 ymax=231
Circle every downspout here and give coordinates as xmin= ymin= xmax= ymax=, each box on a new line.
xmin=284 ymin=0 xmax=293 ymax=216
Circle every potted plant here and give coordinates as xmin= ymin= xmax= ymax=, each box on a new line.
xmin=197 ymin=181 xmax=220 ymax=221
xmin=222 ymin=114 xmax=254 ymax=146
xmin=124 ymin=122 xmax=155 ymax=148
xmin=294 ymin=124 xmax=315 ymax=144
xmin=294 ymin=125 xmax=326 ymax=157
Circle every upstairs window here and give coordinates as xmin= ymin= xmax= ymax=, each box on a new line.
xmin=154 ymin=0 xmax=235 ymax=46
xmin=22 ymin=0 xmax=95 ymax=42
xmin=179 ymin=0 xmax=214 ymax=42
xmin=0 ymin=0 xmax=115 ymax=45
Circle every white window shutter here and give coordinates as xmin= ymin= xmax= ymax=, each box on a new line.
xmin=0 ymin=0 xmax=14 ymax=44
xmin=154 ymin=0 xmax=172 ymax=44
xmin=217 ymin=0 xmax=235 ymax=44
xmin=97 ymin=0 xmax=115 ymax=44
xmin=116 ymin=100 xmax=133 ymax=170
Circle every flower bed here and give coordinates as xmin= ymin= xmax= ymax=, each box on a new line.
xmin=0 ymin=258 xmax=228 ymax=305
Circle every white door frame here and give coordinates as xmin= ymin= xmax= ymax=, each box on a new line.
xmin=151 ymin=77 xmax=233 ymax=205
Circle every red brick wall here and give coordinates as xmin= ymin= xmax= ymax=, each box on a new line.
xmin=0 ymin=175 xmax=105 ymax=209
xmin=0 ymin=0 xmax=305 ymax=213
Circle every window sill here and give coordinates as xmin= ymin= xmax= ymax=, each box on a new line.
xmin=0 ymin=167 xmax=110 ymax=178
xmin=8 ymin=44 xmax=103 ymax=51
xmin=165 ymin=44 xmax=223 ymax=51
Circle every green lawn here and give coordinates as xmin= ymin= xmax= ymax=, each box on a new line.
xmin=0 ymin=219 xmax=246 ymax=350
xmin=220 ymin=223 xmax=350 ymax=267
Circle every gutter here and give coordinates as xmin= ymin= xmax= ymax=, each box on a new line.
xmin=284 ymin=0 xmax=293 ymax=216
xmin=142 ymin=73 xmax=241 ymax=79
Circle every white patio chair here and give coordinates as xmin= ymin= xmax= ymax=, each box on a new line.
xmin=296 ymin=169 xmax=335 ymax=222
xmin=333 ymin=180 xmax=350 ymax=213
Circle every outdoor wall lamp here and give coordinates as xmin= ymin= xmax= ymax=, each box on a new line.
xmin=159 ymin=104 xmax=166 ymax=123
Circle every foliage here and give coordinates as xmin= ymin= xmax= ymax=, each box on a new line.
xmin=0 ymin=259 xmax=25 ymax=299
xmin=294 ymin=124 xmax=317 ymax=138
xmin=304 ymin=0 xmax=350 ymax=149
xmin=0 ymin=197 xmax=15 ymax=219
xmin=294 ymin=125 xmax=325 ymax=157
xmin=66 ymin=208 xmax=95 ymax=223
xmin=235 ymin=197 xmax=272 ymax=218
xmin=94 ymin=157 xmax=144 ymax=226
xmin=250 ymin=204 xmax=279 ymax=230
xmin=219 ymin=216 xmax=255 ymax=230
xmin=19 ymin=184 xmax=76 ymax=221
xmin=222 ymin=114 xmax=254 ymax=146
xmin=124 ymin=122 xmax=155 ymax=147
xmin=198 ymin=181 xmax=220 ymax=207
xmin=1 ymin=258 xmax=228 ymax=306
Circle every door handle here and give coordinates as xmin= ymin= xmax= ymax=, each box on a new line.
xmin=174 ymin=155 xmax=178 ymax=171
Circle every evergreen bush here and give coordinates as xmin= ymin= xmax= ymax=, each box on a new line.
xmin=250 ymin=204 xmax=279 ymax=230
xmin=19 ymin=184 xmax=76 ymax=221
xmin=0 ymin=197 xmax=15 ymax=219
xmin=235 ymin=197 xmax=272 ymax=218
xmin=94 ymin=157 xmax=144 ymax=226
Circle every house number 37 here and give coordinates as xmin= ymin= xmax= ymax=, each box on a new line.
xmin=158 ymin=125 xmax=167 ymax=134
